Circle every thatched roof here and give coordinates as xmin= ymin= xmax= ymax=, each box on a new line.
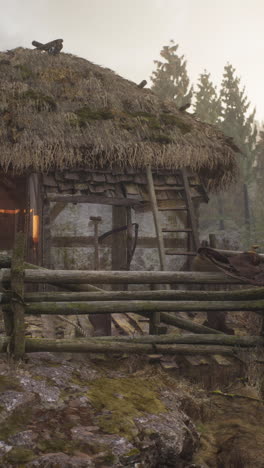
xmin=0 ymin=47 xmax=239 ymax=190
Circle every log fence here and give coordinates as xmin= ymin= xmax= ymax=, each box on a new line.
xmin=1 ymin=243 xmax=264 ymax=359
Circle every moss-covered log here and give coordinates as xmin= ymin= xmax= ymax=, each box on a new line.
xmin=12 ymin=299 xmax=264 ymax=315
xmin=158 ymin=311 xmax=224 ymax=334
xmin=10 ymin=287 xmax=264 ymax=303
xmin=95 ymin=333 xmax=264 ymax=347
xmin=0 ymin=269 xmax=246 ymax=284
xmin=22 ymin=338 xmax=235 ymax=355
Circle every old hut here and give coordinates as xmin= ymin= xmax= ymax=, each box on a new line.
xmin=0 ymin=47 xmax=239 ymax=335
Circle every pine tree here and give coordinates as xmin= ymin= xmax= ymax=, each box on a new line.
xmin=194 ymin=70 xmax=221 ymax=125
xmin=151 ymin=41 xmax=193 ymax=108
xmin=219 ymin=64 xmax=257 ymax=243
xmin=253 ymin=128 xmax=264 ymax=241
xmin=220 ymin=63 xmax=257 ymax=182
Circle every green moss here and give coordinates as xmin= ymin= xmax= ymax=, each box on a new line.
xmin=150 ymin=134 xmax=174 ymax=144
xmin=0 ymin=405 xmax=33 ymax=440
xmin=98 ymin=453 xmax=117 ymax=465
xmin=124 ymin=448 xmax=140 ymax=457
xmin=0 ymin=375 xmax=23 ymax=392
xmin=4 ymin=447 xmax=35 ymax=464
xmin=126 ymin=111 xmax=160 ymax=129
xmin=21 ymin=89 xmax=57 ymax=111
xmin=88 ymin=376 xmax=166 ymax=439
xmin=75 ymin=106 xmax=114 ymax=126
xmin=160 ymin=113 xmax=192 ymax=133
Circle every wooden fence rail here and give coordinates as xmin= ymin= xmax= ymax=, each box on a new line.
xmin=3 ymin=299 xmax=264 ymax=315
xmin=0 ymin=268 xmax=250 ymax=284
xmin=1 ymin=245 xmax=264 ymax=358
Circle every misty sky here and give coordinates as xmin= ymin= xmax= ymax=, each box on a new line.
xmin=1 ymin=0 xmax=264 ymax=121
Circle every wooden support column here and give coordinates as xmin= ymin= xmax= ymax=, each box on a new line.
xmin=112 ymin=206 xmax=128 ymax=280
xmin=42 ymin=199 xmax=51 ymax=268
xmin=146 ymin=165 xmax=166 ymax=334
xmin=10 ymin=212 xmax=26 ymax=358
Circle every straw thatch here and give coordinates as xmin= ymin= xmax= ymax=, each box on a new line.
xmin=0 ymin=47 xmax=239 ymax=190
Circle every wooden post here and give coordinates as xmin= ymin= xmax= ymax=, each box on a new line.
xmin=146 ymin=165 xmax=166 ymax=334
xmin=90 ymin=216 xmax=102 ymax=270
xmin=126 ymin=207 xmax=133 ymax=270
xmin=10 ymin=212 xmax=26 ymax=358
xmin=209 ymin=233 xmax=217 ymax=248
xmin=112 ymin=206 xmax=128 ymax=281
xmin=146 ymin=165 xmax=166 ymax=270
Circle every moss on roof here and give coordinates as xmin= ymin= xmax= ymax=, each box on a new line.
xmin=0 ymin=47 xmax=239 ymax=190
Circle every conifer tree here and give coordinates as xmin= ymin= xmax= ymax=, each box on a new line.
xmin=151 ymin=41 xmax=193 ymax=108
xmin=220 ymin=64 xmax=257 ymax=242
xmin=194 ymin=70 xmax=221 ymax=125
xmin=220 ymin=63 xmax=257 ymax=182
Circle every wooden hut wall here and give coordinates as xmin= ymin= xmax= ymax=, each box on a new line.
xmin=42 ymin=170 xmax=202 ymax=272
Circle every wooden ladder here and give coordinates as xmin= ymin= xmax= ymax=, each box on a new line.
xmin=164 ymin=168 xmax=200 ymax=259
xmin=146 ymin=166 xmax=201 ymax=334
xmin=146 ymin=166 xmax=200 ymax=266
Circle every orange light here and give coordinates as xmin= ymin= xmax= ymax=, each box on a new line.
xmin=32 ymin=215 xmax=39 ymax=244
xmin=0 ymin=209 xmax=20 ymax=214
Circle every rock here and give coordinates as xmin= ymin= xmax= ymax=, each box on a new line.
xmin=28 ymin=452 xmax=94 ymax=467
xmin=135 ymin=410 xmax=198 ymax=467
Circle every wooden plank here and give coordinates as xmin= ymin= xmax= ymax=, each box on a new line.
xmin=47 ymin=193 xmax=143 ymax=206
xmin=181 ymin=168 xmax=200 ymax=250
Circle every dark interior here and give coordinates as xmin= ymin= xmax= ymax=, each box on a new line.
xmin=0 ymin=174 xmax=27 ymax=250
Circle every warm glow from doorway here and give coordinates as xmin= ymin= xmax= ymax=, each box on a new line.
xmin=0 ymin=209 xmax=20 ymax=214
xmin=32 ymin=214 xmax=39 ymax=243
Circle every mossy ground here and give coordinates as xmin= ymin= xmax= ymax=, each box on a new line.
xmin=87 ymin=376 xmax=166 ymax=438
xmin=0 ymin=374 xmax=22 ymax=392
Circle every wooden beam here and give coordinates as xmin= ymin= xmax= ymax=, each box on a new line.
xmin=0 ymin=269 xmax=248 ymax=284
xmin=18 ymin=286 xmax=264 ymax=303
xmin=47 ymin=193 xmax=143 ymax=207
xmin=181 ymin=168 xmax=200 ymax=250
xmin=72 ymin=333 xmax=264 ymax=347
xmin=23 ymin=338 xmax=235 ymax=355
xmin=146 ymin=165 xmax=166 ymax=334
xmin=50 ymin=202 xmax=67 ymax=223
xmin=0 ymin=336 xmax=246 ymax=355
xmin=7 ymin=298 xmax=264 ymax=315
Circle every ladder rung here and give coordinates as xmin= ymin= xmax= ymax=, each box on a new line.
xmin=158 ymin=207 xmax=188 ymax=211
xmin=162 ymin=227 xmax=193 ymax=233
xmin=165 ymin=250 xmax=197 ymax=256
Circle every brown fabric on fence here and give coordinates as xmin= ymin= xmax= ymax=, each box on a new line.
xmin=197 ymin=247 xmax=264 ymax=286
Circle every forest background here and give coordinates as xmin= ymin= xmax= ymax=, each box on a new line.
xmin=151 ymin=41 xmax=264 ymax=250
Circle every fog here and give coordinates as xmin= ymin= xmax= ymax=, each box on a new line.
xmin=1 ymin=0 xmax=264 ymax=119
